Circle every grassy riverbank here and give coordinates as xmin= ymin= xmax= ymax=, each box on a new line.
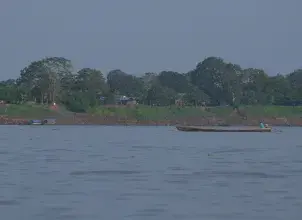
xmin=87 ymin=105 xmax=302 ymax=119
xmin=0 ymin=104 xmax=58 ymax=118
xmin=1 ymin=104 xmax=302 ymax=125
xmin=87 ymin=105 xmax=212 ymax=120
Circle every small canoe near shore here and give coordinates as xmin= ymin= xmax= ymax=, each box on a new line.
xmin=28 ymin=119 xmax=44 ymax=125
xmin=176 ymin=125 xmax=272 ymax=132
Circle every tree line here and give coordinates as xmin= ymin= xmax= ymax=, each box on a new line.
xmin=0 ymin=56 xmax=301 ymax=112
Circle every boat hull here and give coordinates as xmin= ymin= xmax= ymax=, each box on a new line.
xmin=176 ymin=126 xmax=272 ymax=132
xmin=28 ymin=119 xmax=44 ymax=125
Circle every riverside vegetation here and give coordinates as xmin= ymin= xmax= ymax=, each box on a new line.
xmin=0 ymin=56 xmax=302 ymax=125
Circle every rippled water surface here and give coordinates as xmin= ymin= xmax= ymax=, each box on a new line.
xmin=0 ymin=125 xmax=301 ymax=220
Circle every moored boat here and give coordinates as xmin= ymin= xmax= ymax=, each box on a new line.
xmin=176 ymin=125 xmax=272 ymax=132
xmin=28 ymin=119 xmax=44 ymax=125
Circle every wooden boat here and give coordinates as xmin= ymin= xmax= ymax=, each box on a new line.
xmin=176 ymin=125 xmax=272 ymax=132
xmin=28 ymin=119 xmax=44 ymax=125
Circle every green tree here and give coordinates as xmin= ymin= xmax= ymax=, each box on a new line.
xmin=190 ymin=57 xmax=241 ymax=106
xmin=183 ymin=84 xmax=210 ymax=106
xmin=17 ymin=57 xmax=73 ymax=104
xmin=2 ymin=54 xmax=302 ymax=113
xmin=265 ymin=74 xmax=291 ymax=105
xmin=146 ymin=84 xmax=177 ymax=106
xmin=287 ymin=69 xmax=302 ymax=105
xmin=240 ymin=68 xmax=269 ymax=104
xmin=107 ymin=69 xmax=145 ymax=99
xmin=0 ymin=80 xmax=21 ymax=103
xmin=61 ymin=68 xmax=107 ymax=111
xmin=157 ymin=71 xmax=189 ymax=93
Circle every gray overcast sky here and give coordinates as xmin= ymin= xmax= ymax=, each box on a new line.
xmin=0 ymin=0 xmax=301 ymax=79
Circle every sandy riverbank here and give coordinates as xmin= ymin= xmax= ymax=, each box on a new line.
xmin=0 ymin=114 xmax=300 ymax=126
xmin=1 ymin=104 xmax=302 ymax=126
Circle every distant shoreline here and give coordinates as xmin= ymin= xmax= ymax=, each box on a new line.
xmin=0 ymin=116 xmax=299 ymax=126
xmin=1 ymin=104 xmax=302 ymax=126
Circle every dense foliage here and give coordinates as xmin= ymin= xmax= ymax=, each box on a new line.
xmin=1 ymin=56 xmax=301 ymax=112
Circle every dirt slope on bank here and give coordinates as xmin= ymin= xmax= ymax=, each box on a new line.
xmin=54 ymin=114 xmax=298 ymax=126
xmin=0 ymin=114 xmax=298 ymax=126
xmin=1 ymin=104 xmax=301 ymax=126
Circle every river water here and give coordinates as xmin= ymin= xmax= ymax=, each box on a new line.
xmin=0 ymin=125 xmax=301 ymax=220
